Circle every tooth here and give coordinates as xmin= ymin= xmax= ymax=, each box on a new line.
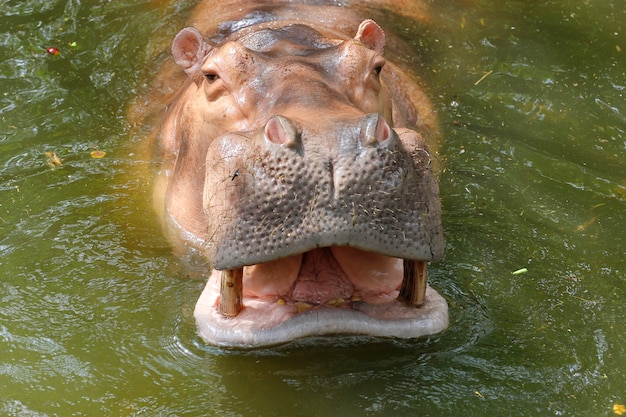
xmin=326 ymin=298 xmax=346 ymax=307
xmin=295 ymin=301 xmax=314 ymax=313
xmin=397 ymin=260 xmax=427 ymax=307
xmin=219 ymin=268 xmax=243 ymax=317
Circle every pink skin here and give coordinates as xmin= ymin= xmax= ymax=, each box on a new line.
xmin=157 ymin=13 xmax=448 ymax=346
xmin=242 ymin=247 xmax=402 ymax=306
xmin=165 ymin=22 xmax=392 ymax=239
xmin=242 ymin=255 xmax=303 ymax=300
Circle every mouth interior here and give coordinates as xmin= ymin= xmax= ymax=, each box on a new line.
xmin=214 ymin=246 xmax=430 ymax=323
xmin=242 ymin=247 xmax=404 ymax=307
xmin=194 ymin=246 xmax=448 ymax=347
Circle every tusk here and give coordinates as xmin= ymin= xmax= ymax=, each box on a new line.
xmin=397 ymin=260 xmax=427 ymax=307
xmin=219 ymin=268 xmax=244 ymax=317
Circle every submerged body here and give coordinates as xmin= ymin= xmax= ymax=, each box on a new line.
xmin=155 ymin=0 xmax=448 ymax=347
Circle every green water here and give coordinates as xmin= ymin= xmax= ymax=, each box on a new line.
xmin=1 ymin=1 xmax=624 ymax=416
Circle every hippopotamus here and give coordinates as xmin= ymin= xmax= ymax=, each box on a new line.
xmin=154 ymin=0 xmax=448 ymax=347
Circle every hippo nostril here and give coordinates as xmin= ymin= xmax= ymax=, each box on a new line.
xmin=376 ymin=117 xmax=391 ymax=142
xmin=264 ymin=115 xmax=300 ymax=149
xmin=360 ymin=113 xmax=391 ymax=147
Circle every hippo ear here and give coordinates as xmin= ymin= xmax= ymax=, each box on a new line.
xmin=172 ymin=27 xmax=212 ymax=78
xmin=355 ymin=20 xmax=386 ymax=54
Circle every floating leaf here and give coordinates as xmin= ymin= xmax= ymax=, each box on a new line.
xmin=511 ymin=268 xmax=528 ymax=275
xmin=45 ymin=151 xmax=62 ymax=168
xmin=46 ymin=47 xmax=60 ymax=55
xmin=614 ymin=404 xmax=626 ymax=415
xmin=90 ymin=150 xmax=106 ymax=159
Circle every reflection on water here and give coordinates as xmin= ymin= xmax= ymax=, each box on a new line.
xmin=0 ymin=0 xmax=624 ymax=415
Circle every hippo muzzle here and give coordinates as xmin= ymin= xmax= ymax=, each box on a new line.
xmin=205 ymin=113 xmax=443 ymax=268
xmin=162 ymin=19 xmax=448 ymax=347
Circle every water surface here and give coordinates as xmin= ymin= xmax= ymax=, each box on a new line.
xmin=0 ymin=1 xmax=624 ymax=416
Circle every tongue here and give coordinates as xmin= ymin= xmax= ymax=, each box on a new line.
xmin=288 ymin=248 xmax=354 ymax=304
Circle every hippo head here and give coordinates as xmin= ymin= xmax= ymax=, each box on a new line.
xmin=163 ymin=20 xmax=447 ymax=347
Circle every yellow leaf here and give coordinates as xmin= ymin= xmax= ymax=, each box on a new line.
xmin=90 ymin=150 xmax=106 ymax=159
xmin=45 ymin=151 xmax=62 ymax=168
xmin=614 ymin=404 xmax=626 ymax=415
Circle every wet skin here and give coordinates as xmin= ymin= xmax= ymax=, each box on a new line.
xmin=155 ymin=1 xmax=448 ymax=347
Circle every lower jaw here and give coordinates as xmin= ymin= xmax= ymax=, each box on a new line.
xmin=194 ymin=269 xmax=449 ymax=348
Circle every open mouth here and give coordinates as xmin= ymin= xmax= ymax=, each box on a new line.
xmin=194 ymin=246 xmax=448 ymax=347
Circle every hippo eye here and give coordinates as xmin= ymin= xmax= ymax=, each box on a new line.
xmin=373 ymin=63 xmax=384 ymax=75
xmin=205 ymin=72 xmax=219 ymax=83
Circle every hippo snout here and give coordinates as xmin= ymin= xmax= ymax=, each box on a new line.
xmin=197 ymin=111 xmax=446 ymax=344
xmin=203 ymin=112 xmax=443 ymax=272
